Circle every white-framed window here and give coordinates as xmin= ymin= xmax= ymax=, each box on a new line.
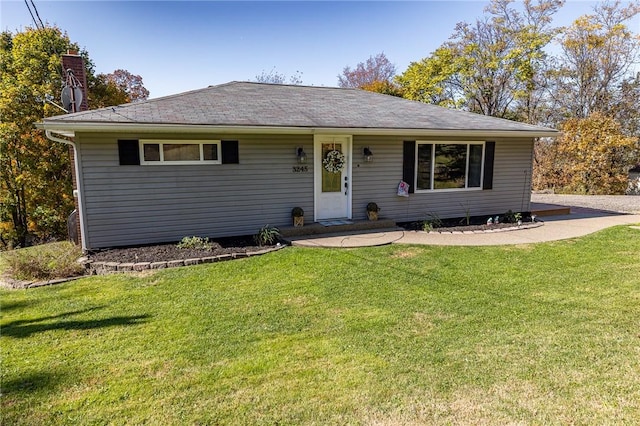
xmin=415 ymin=141 xmax=484 ymax=191
xmin=139 ymin=140 xmax=221 ymax=165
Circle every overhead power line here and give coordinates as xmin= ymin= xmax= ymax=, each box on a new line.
xmin=30 ymin=0 xmax=45 ymax=29
xmin=23 ymin=0 xmax=44 ymax=29
xmin=23 ymin=0 xmax=40 ymax=29
xmin=22 ymin=0 xmax=72 ymax=109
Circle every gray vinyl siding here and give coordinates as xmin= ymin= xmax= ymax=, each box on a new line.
xmin=351 ymin=136 xmax=534 ymax=223
xmin=77 ymin=133 xmax=314 ymax=249
xmin=77 ymin=132 xmax=535 ymax=249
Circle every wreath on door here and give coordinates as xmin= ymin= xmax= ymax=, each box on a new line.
xmin=323 ymin=150 xmax=346 ymax=173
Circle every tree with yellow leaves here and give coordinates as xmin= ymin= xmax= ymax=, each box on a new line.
xmin=1 ymin=26 xmax=148 ymax=248
xmin=534 ymin=112 xmax=638 ymax=194
xmin=550 ymin=1 xmax=640 ymax=120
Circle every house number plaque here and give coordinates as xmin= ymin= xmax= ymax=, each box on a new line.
xmin=292 ymin=166 xmax=309 ymax=173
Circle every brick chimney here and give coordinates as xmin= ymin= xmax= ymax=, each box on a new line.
xmin=60 ymin=50 xmax=88 ymax=246
xmin=61 ymin=50 xmax=88 ymax=112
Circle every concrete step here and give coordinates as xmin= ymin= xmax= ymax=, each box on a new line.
xmin=280 ymin=218 xmax=398 ymax=238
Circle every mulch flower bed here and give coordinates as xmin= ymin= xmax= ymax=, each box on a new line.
xmin=85 ymin=236 xmax=282 ymax=275
xmin=399 ymin=213 xmax=537 ymax=233
xmin=89 ymin=236 xmax=274 ymax=264
xmin=423 ymin=222 xmax=534 ymax=233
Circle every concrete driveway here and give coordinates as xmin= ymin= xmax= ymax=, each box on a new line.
xmin=531 ymin=193 xmax=640 ymax=214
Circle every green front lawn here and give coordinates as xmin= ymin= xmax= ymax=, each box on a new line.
xmin=2 ymin=226 xmax=640 ymax=424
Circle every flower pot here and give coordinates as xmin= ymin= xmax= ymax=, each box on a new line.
xmin=293 ymin=216 xmax=304 ymax=227
xmin=367 ymin=211 xmax=378 ymax=221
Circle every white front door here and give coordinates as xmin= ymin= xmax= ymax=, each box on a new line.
xmin=314 ymin=135 xmax=352 ymax=220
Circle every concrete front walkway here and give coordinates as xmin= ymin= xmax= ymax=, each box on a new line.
xmin=289 ymin=208 xmax=640 ymax=248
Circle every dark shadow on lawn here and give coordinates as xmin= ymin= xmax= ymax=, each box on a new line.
xmin=1 ymin=310 xmax=150 ymax=338
xmin=0 ymin=299 xmax=38 ymax=314
xmin=1 ymin=307 xmax=105 ymax=328
xmin=1 ymin=370 xmax=65 ymax=395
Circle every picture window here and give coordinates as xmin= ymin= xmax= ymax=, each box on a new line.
xmin=415 ymin=142 xmax=484 ymax=191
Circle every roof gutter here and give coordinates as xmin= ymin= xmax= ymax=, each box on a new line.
xmin=38 ymin=122 xmax=559 ymax=138
xmin=45 ymin=130 xmax=88 ymax=252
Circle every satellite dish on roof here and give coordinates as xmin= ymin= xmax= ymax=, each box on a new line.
xmin=61 ymin=68 xmax=83 ymax=113
xmin=61 ymin=85 xmax=83 ymax=113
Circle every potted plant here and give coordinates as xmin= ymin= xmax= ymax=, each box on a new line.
xmin=291 ymin=207 xmax=304 ymax=227
xmin=366 ymin=202 xmax=380 ymax=221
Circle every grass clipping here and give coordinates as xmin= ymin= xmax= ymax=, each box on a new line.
xmin=1 ymin=241 xmax=85 ymax=282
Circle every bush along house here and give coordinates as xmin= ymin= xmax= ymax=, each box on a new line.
xmin=39 ymin=80 xmax=557 ymax=250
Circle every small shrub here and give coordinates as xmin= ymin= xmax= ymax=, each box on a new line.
xmin=2 ymin=241 xmax=84 ymax=281
xmin=419 ymin=212 xmax=443 ymax=232
xmin=291 ymin=207 xmax=304 ymax=217
xmin=503 ymin=210 xmax=523 ymax=224
xmin=177 ymin=236 xmax=212 ymax=250
xmin=254 ymin=225 xmax=281 ymax=246
xmin=425 ymin=212 xmax=443 ymax=228
xmin=422 ymin=221 xmax=433 ymax=232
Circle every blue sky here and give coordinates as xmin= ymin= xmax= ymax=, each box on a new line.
xmin=2 ymin=1 xmax=635 ymax=99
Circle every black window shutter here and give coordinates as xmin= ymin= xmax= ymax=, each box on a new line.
xmin=402 ymin=141 xmax=416 ymax=194
xmin=483 ymin=141 xmax=495 ymax=190
xmin=221 ymin=140 xmax=239 ymax=164
xmin=118 ymin=140 xmax=140 ymax=165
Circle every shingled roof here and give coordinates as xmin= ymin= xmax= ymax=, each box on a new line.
xmin=41 ymin=81 xmax=557 ymax=136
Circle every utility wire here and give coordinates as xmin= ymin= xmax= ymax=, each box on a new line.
xmin=23 ymin=0 xmax=72 ymax=110
xmin=30 ymin=0 xmax=45 ymax=29
xmin=23 ymin=0 xmax=41 ymax=29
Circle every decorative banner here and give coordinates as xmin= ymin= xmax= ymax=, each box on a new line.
xmin=397 ymin=181 xmax=410 ymax=197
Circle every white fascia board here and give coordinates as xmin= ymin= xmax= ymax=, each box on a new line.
xmin=37 ymin=121 xmax=559 ymax=138
xmin=315 ymin=127 xmax=559 ymax=138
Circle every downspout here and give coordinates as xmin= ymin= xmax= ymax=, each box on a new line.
xmin=45 ymin=130 xmax=88 ymax=252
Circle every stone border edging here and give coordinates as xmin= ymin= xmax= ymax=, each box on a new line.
xmin=425 ymin=221 xmax=543 ymax=235
xmin=1 ymin=244 xmax=287 ymax=289
xmin=0 ymin=275 xmax=86 ymax=290
xmin=85 ymin=244 xmax=287 ymax=276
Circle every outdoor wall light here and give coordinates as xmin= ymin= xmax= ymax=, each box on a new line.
xmin=296 ymin=147 xmax=307 ymax=163
xmin=363 ymin=147 xmax=373 ymax=162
